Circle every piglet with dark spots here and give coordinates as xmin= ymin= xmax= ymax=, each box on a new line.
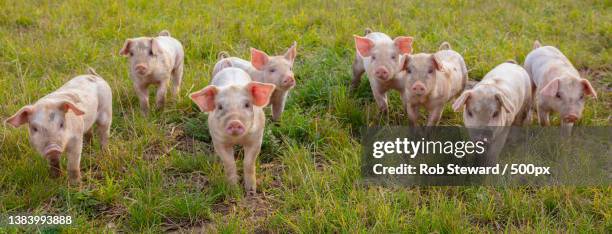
xmin=399 ymin=42 xmax=468 ymax=126
xmin=120 ymin=30 xmax=184 ymax=115
xmin=5 ymin=68 xmax=112 ymax=185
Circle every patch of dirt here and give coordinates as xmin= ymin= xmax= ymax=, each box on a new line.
xmin=175 ymin=136 xmax=212 ymax=155
xmin=260 ymin=162 xmax=287 ymax=189
xmin=163 ymin=171 xmax=210 ymax=192
xmin=142 ymin=139 xmax=168 ymax=161
xmin=165 ymin=221 xmax=217 ymax=234
xmin=98 ymin=203 xmax=127 ymax=220
xmin=240 ymin=194 xmax=274 ymax=223
xmin=211 ymin=192 xmax=275 ymax=223
xmin=144 ymin=125 xmax=203 ymax=161
xmin=171 ymin=123 xmax=213 ymax=156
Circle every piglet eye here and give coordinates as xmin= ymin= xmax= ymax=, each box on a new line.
xmin=269 ymin=69 xmax=276 ymax=73
xmin=579 ymin=94 xmax=584 ymax=100
xmin=467 ymin=110 xmax=473 ymax=117
xmin=391 ymin=55 xmax=396 ymax=60
xmin=406 ymin=68 xmax=412 ymax=74
xmin=149 ymin=50 xmax=154 ymax=56
xmin=129 ymin=52 xmax=134 ymax=57
xmin=32 ymin=127 xmax=38 ymax=132
xmin=428 ymin=69 xmax=434 ymax=74
xmin=60 ymin=122 xmax=64 ymax=129
xmin=244 ymin=102 xmax=251 ymax=108
xmin=492 ymin=111 xmax=499 ymax=118
xmin=217 ymin=105 xmax=223 ymax=111
xmin=555 ymin=93 xmax=561 ymax=99
xmin=372 ymin=56 xmax=376 ymax=60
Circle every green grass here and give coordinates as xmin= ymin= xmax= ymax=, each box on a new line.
xmin=0 ymin=0 xmax=610 ymax=232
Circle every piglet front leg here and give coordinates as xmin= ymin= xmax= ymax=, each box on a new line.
xmin=155 ymin=78 xmax=169 ymax=110
xmin=351 ymin=55 xmax=365 ymax=92
xmin=134 ymin=83 xmax=150 ymax=115
xmin=243 ymin=141 xmax=262 ymax=195
xmin=66 ymin=137 xmax=83 ymax=185
xmin=372 ymin=88 xmax=389 ymax=113
xmin=271 ymin=91 xmax=288 ymax=122
xmin=47 ymin=154 xmax=62 ymax=178
xmin=537 ymin=105 xmax=550 ymax=126
xmin=426 ymin=105 xmax=444 ymax=126
xmin=214 ymin=142 xmax=238 ymax=185
xmin=405 ymin=104 xmax=420 ymax=127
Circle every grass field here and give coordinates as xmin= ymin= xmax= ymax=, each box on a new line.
xmin=0 ymin=0 xmax=610 ymax=232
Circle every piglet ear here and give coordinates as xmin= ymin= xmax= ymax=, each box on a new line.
xmin=247 ymin=82 xmax=276 ymax=107
xmin=394 ymin=36 xmax=413 ymax=55
xmin=452 ymin=91 xmax=471 ymax=112
xmin=190 ymin=85 xmax=218 ymax=112
xmin=61 ymin=101 xmax=85 ymax=116
xmin=540 ymin=78 xmax=560 ymax=97
xmin=5 ymin=106 xmax=33 ymax=127
xmin=399 ymin=54 xmax=410 ymax=71
xmin=284 ymin=41 xmax=297 ymax=63
xmin=431 ymin=54 xmax=445 ymax=71
xmin=250 ymin=48 xmax=270 ymax=70
xmin=151 ymin=38 xmax=162 ymax=56
xmin=495 ymin=93 xmax=515 ymax=114
xmin=354 ymin=35 xmax=375 ymax=57
xmin=580 ymin=79 xmax=597 ymax=99
xmin=119 ymin=39 xmax=132 ymax=56
xmin=220 ymin=60 xmax=233 ymax=70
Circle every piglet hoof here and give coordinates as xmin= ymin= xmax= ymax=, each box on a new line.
xmin=379 ymin=106 xmax=389 ymax=114
xmin=49 ymin=167 xmax=62 ymax=178
xmin=69 ymin=178 xmax=82 ymax=187
xmin=155 ymin=99 xmax=166 ymax=110
xmin=140 ymin=107 xmax=149 ymax=116
xmin=349 ymin=82 xmax=360 ymax=95
xmin=246 ymin=190 xmax=257 ymax=197
xmin=48 ymin=157 xmax=61 ymax=178
xmin=227 ymin=175 xmax=239 ymax=186
xmin=100 ymin=142 xmax=109 ymax=152
xmin=68 ymin=169 xmax=81 ymax=186
xmin=84 ymin=132 xmax=94 ymax=144
xmin=102 ymin=146 xmax=111 ymax=154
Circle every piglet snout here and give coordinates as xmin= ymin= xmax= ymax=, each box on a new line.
xmin=135 ymin=64 xmax=148 ymax=75
xmin=283 ymin=75 xmax=295 ymax=87
xmin=564 ymin=114 xmax=578 ymax=123
xmin=411 ymin=81 xmax=427 ymax=95
xmin=374 ymin=67 xmax=389 ymax=80
xmin=44 ymin=144 xmax=62 ymax=156
xmin=226 ymin=120 xmax=245 ymax=136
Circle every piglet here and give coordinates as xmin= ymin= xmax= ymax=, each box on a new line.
xmin=120 ymin=30 xmax=184 ymax=115
xmin=212 ymin=42 xmax=297 ymax=121
xmin=190 ymin=66 xmax=275 ymax=194
xmin=399 ymin=42 xmax=468 ymax=126
xmin=351 ymin=28 xmax=413 ymax=112
xmin=452 ymin=62 xmax=532 ymax=162
xmin=452 ymin=61 xmax=532 ymax=127
xmin=524 ymin=40 xmax=597 ymax=127
xmin=5 ymin=68 xmax=112 ymax=184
